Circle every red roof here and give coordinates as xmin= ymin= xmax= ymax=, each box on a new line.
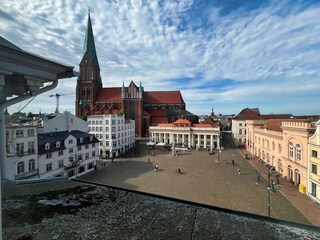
xmin=234 ymin=108 xmax=263 ymax=120
xmin=261 ymin=114 xmax=292 ymax=119
xmin=174 ymin=119 xmax=191 ymax=124
xmin=146 ymin=109 xmax=167 ymax=117
xmin=151 ymin=117 xmax=168 ymax=123
xmin=144 ymin=91 xmax=184 ymax=104
xmin=261 ymin=119 xmax=284 ymax=132
xmin=193 ymin=124 xmax=213 ymax=128
xmin=96 ymin=88 xmax=121 ymax=102
xmin=157 ymin=123 xmax=174 ymax=127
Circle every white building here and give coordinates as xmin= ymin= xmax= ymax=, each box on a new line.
xmin=39 ymin=111 xmax=88 ymax=133
xmin=88 ymin=114 xmax=135 ymax=158
xmin=38 ymin=130 xmax=99 ymax=178
xmin=5 ymin=125 xmax=39 ymax=180
xmin=149 ymin=119 xmax=221 ymax=150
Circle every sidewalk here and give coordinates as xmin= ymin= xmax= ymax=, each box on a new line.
xmin=238 ymin=149 xmax=320 ymax=227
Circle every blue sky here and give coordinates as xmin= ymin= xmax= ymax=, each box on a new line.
xmin=1 ymin=0 xmax=320 ymax=116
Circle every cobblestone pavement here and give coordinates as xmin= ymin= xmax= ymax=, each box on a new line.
xmin=238 ymin=148 xmax=320 ymax=227
xmin=80 ymin=142 xmax=312 ymax=225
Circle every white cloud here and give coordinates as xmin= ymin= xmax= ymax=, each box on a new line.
xmin=1 ymin=0 xmax=319 ymax=115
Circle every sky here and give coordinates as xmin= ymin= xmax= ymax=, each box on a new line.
xmin=1 ymin=0 xmax=320 ymax=116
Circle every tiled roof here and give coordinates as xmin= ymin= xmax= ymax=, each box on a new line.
xmin=193 ymin=124 xmax=213 ymax=128
xmin=261 ymin=120 xmax=284 ymax=132
xmin=174 ymin=119 xmax=191 ymax=124
xmin=146 ymin=109 xmax=167 ymax=117
xmin=202 ymin=117 xmax=220 ymax=127
xmin=96 ymin=88 xmax=122 ymax=102
xmin=38 ymin=130 xmax=98 ymax=154
xmin=261 ymin=114 xmax=292 ymax=119
xmin=151 ymin=117 xmax=168 ymax=123
xmin=157 ymin=123 xmax=174 ymax=127
xmin=167 ymin=109 xmax=196 ymax=117
xmin=144 ymin=91 xmax=185 ymax=104
xmin=234 ymin=108 xmax=263 ymax=120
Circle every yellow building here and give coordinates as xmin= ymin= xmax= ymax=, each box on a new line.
xmin=308 ymin=120 xmax=320 ymax=203
xmin=247 ymin=119 xmax=316 ymax=193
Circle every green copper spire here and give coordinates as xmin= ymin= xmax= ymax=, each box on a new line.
xmin=83 ymin=11 xmax=97 ymax=62
xmin=139 ymin=81 xmax=142 ymax=92
xmin=122 ymin=82 xmax=125 ymax=92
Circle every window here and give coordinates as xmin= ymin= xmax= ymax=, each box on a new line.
xmin=272 ymin=142 xmax=275 ymax=151
xmin=239 ymin=129 xmax=242 ymax=134
xmin=105 ymin=120 xmax=109 ymax=125
xmin=46 ymin=153 xmax=52 ymax=159
xmin=80 ymin=138 xmax=83 ymax=143
xmin=78 ymin=154 xmax=83 ymax=161
xmin=56 ymin=141 xmax=60 ymax=148
xmin=78 ymin=146 xmax=82 ymax=151
xmin=106 ymin=127 xmax=109 ymax=131
xmin=100 ymin=127 xmax=103 ymax=131
xmin=16 ymin=129 xmax=24 ymax=138
xmin=92 ymin=143 xmax=96 ymax=147
xmin=92 ymin=151 xmax=96 ymax=157
xmin=46 ymin=163 xmax=52 ymax=172
xmin=27 ymin=129 xmax=34 ymax=136
xmin=85 ymin=144 xmax=89 ymax=149
xmin=112 ymin=120 xmax=116 ymax=125
xmin=112 ymin=127 xmax=116 ymax=132
xmin=69 ymin=156 xmax=74 ymax=162
xmin=312 ymin=150 xmax=318 ymax=158
xmin=28 ymin=159 xmax=35 ymax=171
xmin=296 ymin=144 xmax=301 ymax=161
xmin=311 ymin=164 xmax=317 ymax=174
xmin=267 ymin=140 xmax=269 ymax=149
xmin=85 ymin=153 xmax=89 ymax=159
xmin=58 ymin=160 xmax=64 ymax=168
xmin=112 ymin=134 xmax=116 ymax=139
xmin=16 ymin=143 xmax=24 ymax=155
xmin=58 ymin=150 xmax=64 ymax=156
xmin=289 ymin=142 xmax=293 ymax=159
xmin=69 ymin=148 xmax=73 ymax=153
xmin=45 ymin=143 xmax=50 ymax=150
xmin=278 ymin=144 xmax=282 ymax=153
xmin=69 ymin=139 xmax=73 ymax=144
xmin=17 ymin=162 xmax=25 ymax=174
xmin=106 ymin=134 xmax=109 ymax=139
xmin=88 ymin=162 xmax=94 ymax=169
xmin=28 ymin=142 xmax=35 ymax=154
xmin=239 ymin=123 xmax=242 ymax=126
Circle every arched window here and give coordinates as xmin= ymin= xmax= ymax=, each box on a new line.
xmin=289 ymin=142 xmax=293 ymax=159
xmin=296 ymin=144 xmax=301 ymax=161
xmin=28 ymin=159 xmax=35 ymax=171
xmin=17 ymin=162 xmax=25 ymax=174
xmin=272 ymin=142 xmax=275 ymax=151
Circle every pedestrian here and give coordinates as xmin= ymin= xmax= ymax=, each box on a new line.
xmin=148 ymin=158 xmax=150 ymax=163
xmin=232 ymin=160 xmax=235 ymax=166
xmin=154 ymin=165 xmax=157 ymax=172
xmin=238 ymin=168 xmax=241 ymax=175
xmin=178 ymin=167 xmax=181 ymax=174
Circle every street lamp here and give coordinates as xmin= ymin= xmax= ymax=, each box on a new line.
xmin=267 ymin=164 xmax=279 ymax=217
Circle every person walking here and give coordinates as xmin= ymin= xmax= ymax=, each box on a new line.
xmin=232 ymin=160 xmax=235 ymax=166
xmin=178 ymin=167 xmax=181 ymax=174
xmin=148 ymin=158 xmax=150 ymax=163
xmin=238 ymin=168 xmax=241 ymax=175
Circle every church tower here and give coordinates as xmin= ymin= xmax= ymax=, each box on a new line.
xmin=76 ymin=11 xmax=102 ymax=117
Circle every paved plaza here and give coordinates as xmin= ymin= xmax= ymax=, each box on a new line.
xmin=80 ymin=140 xmax=311 ymax=225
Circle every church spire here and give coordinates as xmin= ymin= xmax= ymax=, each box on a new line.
xmin=83 ymin=10 xmax=97 ymax=62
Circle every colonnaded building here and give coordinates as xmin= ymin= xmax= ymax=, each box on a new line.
xmin=76 ymin=13 xmax=197 ymax=138
xmin=149 ymin=119 xmax=221 ymax=150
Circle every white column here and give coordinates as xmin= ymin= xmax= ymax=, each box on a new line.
xmin=164 ymin=133 xmax=167 ymax=144
xmin=210 ymin=135 xmax=213 ymax=150
xmin=217 ymin=134 xmax=220 ymax=149
xmin=182 ymin=134 xmax=185 ymax=145
xmin=204 ymin=135 xmax=207 ymax=148
xmin=188 ymin=133 xmax=191 ymax=148
xmin=197 ymin=134 xmax=201 ymax=147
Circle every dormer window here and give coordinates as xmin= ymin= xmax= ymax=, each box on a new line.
xmin=56 ymin=141 xmax=60 ymax=148
xmin=80 ymin=138 xmax=84 ymax=143
xmin=45 ymin=143 xmax=50 ymax=150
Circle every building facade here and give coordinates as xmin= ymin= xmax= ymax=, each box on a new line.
xmin=308 ymin=120 xmax=320 ymax=203
xmin=38 ymin=130 xmax=99 ymax=178
xmin=75 ymin=13 xmax=197 ymax=138
xmin=39 ymin=111 xmax=88 ymax=133
xmin=149 ymin=119 xmax=221 ymax=149
xmin=5 ymin=125 xmax=39 ymax=180
xmin=88 ymin=114 xmax=135 ymax=158
xmin=246 ymin=119 xmax=316 ymax=194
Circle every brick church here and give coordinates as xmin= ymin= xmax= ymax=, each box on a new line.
xmin=76 ymin=13 xmax=197 ymax=137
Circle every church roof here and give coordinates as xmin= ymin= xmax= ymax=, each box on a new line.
xmin=144 ymin=91 xmax=185 ymax=104
xmin=83 ymin=12 xmax=97 ymax=62
xmin=96 ymin=88 xmax=122 ymax=102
